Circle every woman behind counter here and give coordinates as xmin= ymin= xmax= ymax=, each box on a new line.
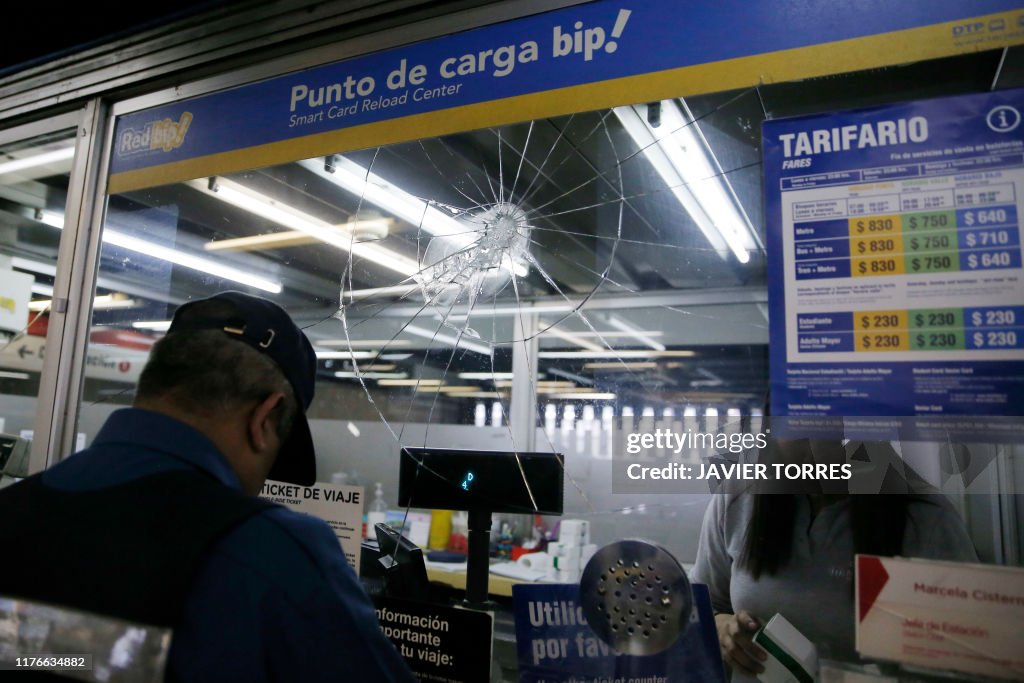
xmin=690 ymin=439 xmax=978 ymax=679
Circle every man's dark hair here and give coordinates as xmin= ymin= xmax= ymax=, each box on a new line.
xmin=136 ymin=301 xmax=298 ymax=440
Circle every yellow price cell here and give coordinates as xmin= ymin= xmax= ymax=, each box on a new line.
xmin=850 ymin=234 xmax=904 ymax=257
xmin=855 ymin=331 xmax=909 ymax=352
xmin=849 ymin=214 xmax=901 ymax=236
xmin=855 ymin=310 xmax=907 ymax=331
xmin=851 ymin=255 xmax=905 ymax=277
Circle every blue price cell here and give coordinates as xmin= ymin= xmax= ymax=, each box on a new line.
xmin=964 ymin=306 xmax=1024 ymax=329
xmin=967 ymin=329 xmax=1023 ymax=350
xmin=959 ymin=248 xmax=1022 ymax=271
xmin=956 ymin=205 xmax=1017 ymax=228
xmin=958 ymin=228 xmax=1021 ymax=250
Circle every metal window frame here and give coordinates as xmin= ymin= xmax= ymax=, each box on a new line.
xmin=0 ymin=111 xmax=81 ymax=147
xmin=0 ymin=107 xmax=92 ymax=473
xmin=28 ymin=99 xmax=110 ymax=472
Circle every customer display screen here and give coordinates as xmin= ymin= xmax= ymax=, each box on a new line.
xmin=398 ymin=448 xmax=564 ymax=514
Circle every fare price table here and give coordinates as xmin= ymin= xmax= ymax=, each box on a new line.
xmin=797 ymin=306 xmax=1024 ymax=353
xmin=793 ymin=205 xmax=1021 ymax=280
xmin=767 ymin=90 xmax=1024 ymax=417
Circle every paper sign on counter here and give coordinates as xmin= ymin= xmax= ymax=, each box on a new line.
xmin=856 ymin=554 xmax=1024 ymax=680
xmin=260 ymin=481 xmax=363 ymax=575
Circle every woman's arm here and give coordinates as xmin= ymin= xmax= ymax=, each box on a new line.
xmin=693 ymin=496 xmax=767 ymax=675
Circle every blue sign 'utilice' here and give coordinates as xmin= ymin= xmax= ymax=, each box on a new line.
xmin=108 ymin=0 xmax=1024 ymax=193
xmin=512 ymin=583 xmax=724 ymax=683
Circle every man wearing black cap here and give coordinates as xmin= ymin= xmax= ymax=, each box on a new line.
xmin=0 ymin=292 xmax=415 ymax=682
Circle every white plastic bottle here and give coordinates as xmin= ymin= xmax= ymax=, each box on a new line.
xmin=367 ymin=482 xmax=388 ymax=531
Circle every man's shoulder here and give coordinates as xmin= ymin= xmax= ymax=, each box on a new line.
xmin=206 ymin=504 xmax=354 ymax=602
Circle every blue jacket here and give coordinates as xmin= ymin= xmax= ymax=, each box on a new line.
xmin=40 ymin=407 xmax=416 ymax=683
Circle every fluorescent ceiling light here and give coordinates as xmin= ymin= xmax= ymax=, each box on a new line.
xmin=342 ymin=284 xmax=421 ymax=301
xmin=458 ymin=372 xmax=514 ymax=380
xmin=541 ymin=330 xmax=664 ymax=340
xmin=539 ymin=350 xmax=695 ymax=359
xmin=318 ymin=339 xmax=411 ymax=348
xmin=544 ymin=326 xmax=604 ymax=352
xmin=297 ymin=157 xmax=464 ymax=239
xmin=315 ymin=350 xmax=381 ymax=360
xmin=538 ymin=386 xmax=589 ymax=395
xmin=584 ymin=361 xmax=659 ymax=369
xmin=334 ymin=371 xmax=407 ymax=379
xmin=446 ymin=302 xmax=577 ymax=318
xmin=299 ymin=157 xmax=528 ymax=278
xmin=132 ymin=320 xmax=172 ymax=331
xmin=30 ymin=294 xmax=138 ymax=311
xmin=547 ymin=392 xmax=617 ymax=400
xmin=11 ymin=256 xmax=56 ymax=277
xmin=404 ymin=323 xmax=493 ymax=356
xmin=0 ymin=146 xmax=75 ymax=176
xmin=204 ymin=217 xmax=394 ymax=251
xmin=0 ymin=371 xmax=31 ymax=380
xmin=105 ymin=230 xmax=283 ymax=294
xmin=31 ymin=283 xmax=54 ymax=296
xmin=377 ymin=378 xmax=445 ymax=387
xmin=613 ymin=101 xmax=755 ymax=263
xmin=188 ymin=177 xmax=419 ymax=276
xmin=442 ymin=391 xmax=506 ymax=399
xmin=493 ymin=379 xmax=575 ymax=389
xmin=38 ymin=210 xmax=283 ymax=294
xmin=606 ymin=315 xmax=665 ymax=351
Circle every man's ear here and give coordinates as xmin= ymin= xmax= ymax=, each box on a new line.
xmin=248 ymin=392 xmax=286 ymax=453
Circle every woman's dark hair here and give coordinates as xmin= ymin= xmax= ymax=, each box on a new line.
xmin=739 ymin=494 xmax=914 ymax=579
xmin=744 ymin=396 xmax=924 ymax=577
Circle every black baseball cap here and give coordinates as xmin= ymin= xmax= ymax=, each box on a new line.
xmin=167 ymin=291 xmax=318 ymax=486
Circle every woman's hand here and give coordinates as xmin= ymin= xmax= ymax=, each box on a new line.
xmin=714 ymin=611 xmax=766 ymax=676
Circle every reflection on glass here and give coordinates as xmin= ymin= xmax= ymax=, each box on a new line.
xmin=81 ymin=53 xmax=1016 ymax=574
xmin=0 ymin=130 xmax=76 ymax=441
xmin=80 ymin=90 xmax=769 ymax=563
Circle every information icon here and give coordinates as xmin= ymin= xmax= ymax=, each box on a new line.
xmin=987 ymin=105 xmax=1021 ymax=133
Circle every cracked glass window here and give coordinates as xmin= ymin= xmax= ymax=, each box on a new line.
xmin=77 ymin=89 xmax=768 ymax=558
xmin=77 ymin=49 xmax=1018 ymax=600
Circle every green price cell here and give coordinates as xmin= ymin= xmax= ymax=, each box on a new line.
xmin=909 ymin=308 xmax=963 ymax=330
xmin=912 ymin=330 xmax=965 ymax=351
xmin=905 ymin=230 xmax=957 ymax=253
xmin=905 ymin=252 xmax=958 ymax=273
xmin=904 ymin=210 xmax=955 ymax=231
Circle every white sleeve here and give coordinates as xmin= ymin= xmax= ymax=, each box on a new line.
xmin=690 ymin=495 xmax=735 ymax=614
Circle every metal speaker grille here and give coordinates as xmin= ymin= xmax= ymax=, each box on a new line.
xmin=578 ymin=539 xmax=693 ymax=656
